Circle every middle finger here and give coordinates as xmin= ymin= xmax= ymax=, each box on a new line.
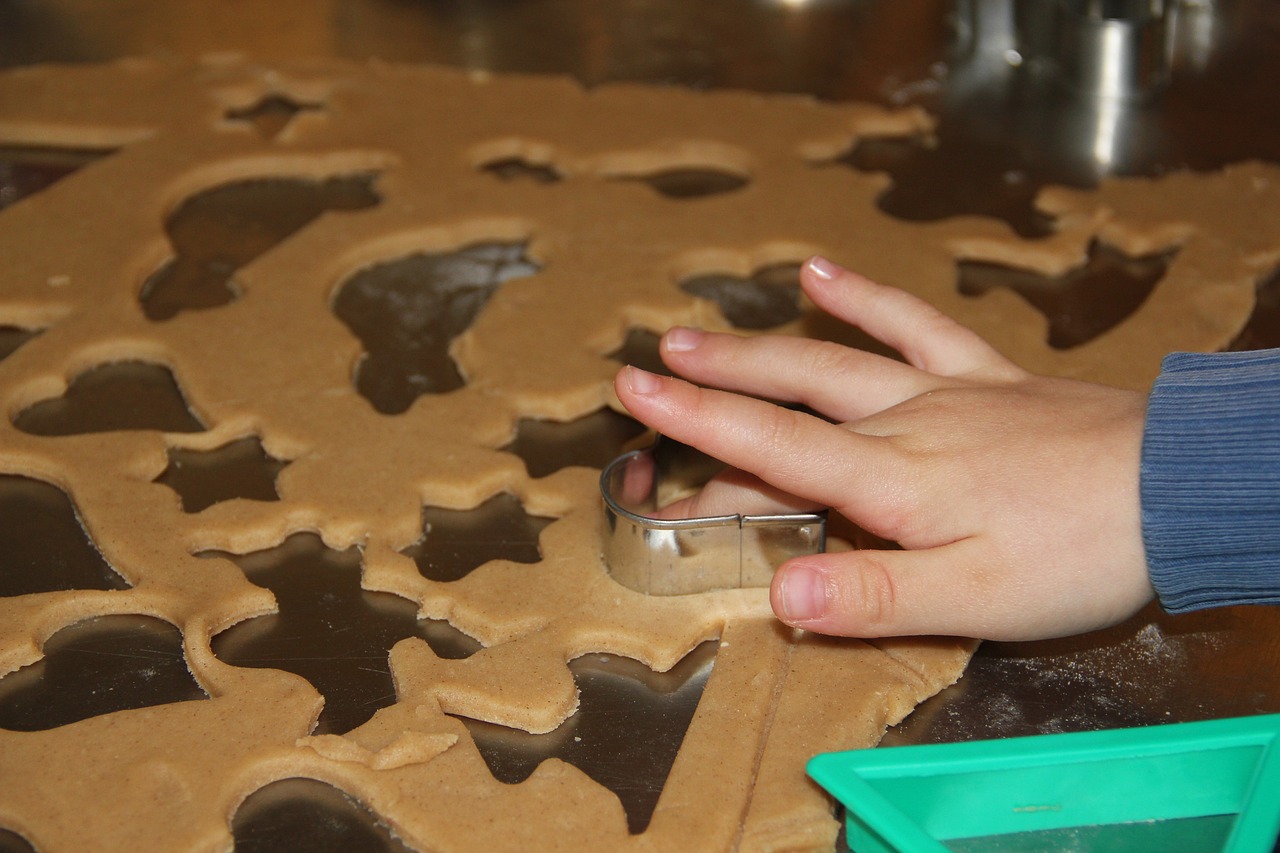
xmin=659 ymin=328 xmax=942 ymax=422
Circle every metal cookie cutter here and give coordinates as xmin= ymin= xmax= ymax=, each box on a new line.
xmin=601 ymin=437 xmax=826 ymax=595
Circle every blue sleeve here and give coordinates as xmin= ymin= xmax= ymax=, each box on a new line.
xmin=1140 ymin=348 xmax=1280 ymax=612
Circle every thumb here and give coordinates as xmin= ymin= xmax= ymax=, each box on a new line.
xmin=769 ymin=543 xmax=984 ymax=639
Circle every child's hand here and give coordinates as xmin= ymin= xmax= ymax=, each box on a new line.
xmin=615 ymin=257 xmax=1153 ymax=641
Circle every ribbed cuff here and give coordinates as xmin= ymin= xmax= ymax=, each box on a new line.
xmin=1140 ymin=349 xmax=1280 ymax=613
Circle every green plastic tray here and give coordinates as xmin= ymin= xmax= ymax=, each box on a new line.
xmin=808 ymin=714 xmax=1280 ymax=853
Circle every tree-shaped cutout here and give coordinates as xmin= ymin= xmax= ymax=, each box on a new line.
xmin=208 ymin=532 xmax=481 ymax=735
xmin=680 ymin=261 xmax=803 ymax=330
xmin=233 ymin=778 xmax=412 ymax=853
xmin=155 ymin=436 xmax=288 ymax=513
xmin=480 ymin=157 xmax=562 ymax=184
xmin=12 ymin=361 xmax=206 ymax=436
xmin=139 ymin=174 xmax=380 ymax=321
xmin=402 ymin=493 xmax=553 ymax=583
xmin=831 ymin=133 xmax=1071 ymax=239
xmin=0 ymin=615 xmax=206 ymax=731
xmin=619 ymin=168 xmax=748 ymax=199
xmin=0 ymin=145 xmax=113 ymax=212
xmin=0 ymin=474 xmax=130 ymax=598
xmin=0 ymin=327 xmax=38 ymax=363
xmin=1229 ymin=265 xmax=1280 ymax=352
xmin=225 ymin=94 xmax=322 ymax=141
xmin=958 ymin=240 xmax=1175 ymax=350
xmin=502 ymin=410 xmax=647 ymax=479
xmin=457 ymin=640 xmax=717 ymax=834
xmin=333 ymin=242 xmax=541 ymax=415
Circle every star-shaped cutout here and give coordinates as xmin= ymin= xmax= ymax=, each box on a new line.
xmin=402 ymin=493 xmax=553 ymax=583
xmin=155 ymin=436 xmax=289 ymax=513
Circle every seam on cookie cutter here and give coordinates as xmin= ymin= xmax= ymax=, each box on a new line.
xmin=600 ymin=437 xmax=826 ymax=595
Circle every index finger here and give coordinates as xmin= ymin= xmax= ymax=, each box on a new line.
xmin=615 ymin=365 xmax=905 ymax=525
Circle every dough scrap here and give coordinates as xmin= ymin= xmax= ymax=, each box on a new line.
xmin=0 ymin=57 xmax=1275 ymax=851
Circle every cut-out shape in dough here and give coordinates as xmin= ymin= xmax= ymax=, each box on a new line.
xmin=402 ymin=493 xmax=553 ymax=584
xmin=0 ymin=327 xmax=38 ymax=363
xmin=155 ymin=436 xmax=288 ymax=513
xmin=608 ymin=328 xmax=673 ymax=377
xmin=233 ymin=777 xmax=413 ymax=853
xmin=209 ymin=533 xmax=481 ymax=735
xmin=623 ymin=168 xmax=748 ymax=199
xmin=481 ymin=157 xmax=562 ymax=184
xmin=12 ymin=361 xmax=206 ymax=435
xmin=0 ymin=474 xmax=129 ymax=598
xmin=503 ymin=410 xmax=647 ymax=479
xmin=0 ymin=615 xmax=206 ymax=731
xmin=834 ymin=134 xmax=1066 ymax=239
xmin=1229 ymin=265 xmax=1280 ymax=352
xmin=680 ymin=262 xmax=803 ymax=329
xmin=225 ymin=94 xmax=323 ymax=141
xmin=958 ymin=240 xmax=1174 ymax=350
xmin=139 ymin=174 xmax=380 ymax=321
xmin=0 ymin=145 xmax=112 ymax=211
xmin=0 ymin=828 xmax=35 ymax=853
xmin=457 ymin=640 xmax=717 ymax=835
xmin=334 ymin=241 xmax=541 ymax=414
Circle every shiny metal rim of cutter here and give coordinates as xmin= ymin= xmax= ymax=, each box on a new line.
xmin=600 ymin=437 xmax=826 ymax=596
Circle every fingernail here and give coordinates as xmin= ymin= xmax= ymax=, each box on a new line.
xmin=806 ymin=255 xmax=844 ymax=281
xmin=664 ymin=326 xmax=703 ymax=353
xmin=779 ymin=564 xmax=826 ymax=622
xmin=624 ymin=365 xmax=662 ymax=395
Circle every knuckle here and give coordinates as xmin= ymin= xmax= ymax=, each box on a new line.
xmin=910 ymin=305 xmax=957 ymax=348
xmin=842 ymin=452 xmax=920 ymax=544
xmin=685 ymin=382 xmax=720 ymax=422
xmin=831 ymin=554 xmax=899 ymax=634
xmin=807 ymin=339 xmax=856 ymax=378
xmin=754 ymin=405 xmax=804 ymax=453
xmin=871 ymin=503 xmax=914 ymax=544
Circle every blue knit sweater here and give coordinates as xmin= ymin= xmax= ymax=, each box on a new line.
xmin=1141 ymin=349 xmax=1280 ymax=612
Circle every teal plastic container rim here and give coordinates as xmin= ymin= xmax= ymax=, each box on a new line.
xmin=808 ymin=713 xmax=1280 ymax=853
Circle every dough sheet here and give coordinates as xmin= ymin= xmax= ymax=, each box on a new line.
xmin=0 ymin=57 xmax=1276 ymax=851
